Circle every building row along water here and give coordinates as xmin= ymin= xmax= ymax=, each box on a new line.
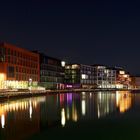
xmin=0 ymin=42 xmax=66 ymax=90
xmin=65 ymin=64 xmax=131 ymax=89
xmin=0 ymin=42 xmax=131 ymax=90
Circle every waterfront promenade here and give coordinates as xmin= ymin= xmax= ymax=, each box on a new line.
xmin=0 ymin=88 xmax=133 ymax=99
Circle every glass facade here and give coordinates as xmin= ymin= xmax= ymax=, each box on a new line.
xmin=92 ymin=65 xmax=116 ymax=88
xmin=65 ymin=64 xmax=117 ymax=89
xmin=39 ymin=53 xmax=65 ymax=89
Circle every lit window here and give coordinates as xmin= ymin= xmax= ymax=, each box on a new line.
xmin=81 ymin=74 xmax=88 ymax=79
xmin=119 ymin=71 xmax=125 ymax=74
xmin=123 ymin=75 xmax=128 ymax=78
xmin=72 ymin=64 xmax=79 ymax=69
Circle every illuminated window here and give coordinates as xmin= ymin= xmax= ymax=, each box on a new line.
xmin=119 ymin=71 xmax=125 ymax=74
xmin=72 ymin=64 xmax=79 ymax=69
xmin=81 ymin=74 xmax=88 ymax=79
xmin=0 ymin=74 xmax=5 ymax=81
xmin=66 ymin=66 xmax=70 ymax=69
xmin=123 ymin=75 xmax=128 ymax=78
xmin=81 ymin=74 xmax=86 ymax=79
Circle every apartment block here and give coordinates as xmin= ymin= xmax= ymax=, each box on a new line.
xmin=0 ymin=42 xmax=40 ymax=89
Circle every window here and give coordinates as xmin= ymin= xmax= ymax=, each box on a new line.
xmin=11 ymin=50 xmax=13 ymax=56
xmin=16 ymin=74 xmax=18 ymax=80
xmin=16 ymin=67 xmax=18 ymax=72
xmin=8 ymin=56 xmax=10 ymax=63
xmin=0 ymin=47 xmax=5 ymax=62
xmin=8 ymin=48 xmax=10 ymax=55
xmin=7 ymin=66 xmax=15 ymax=78
xmin=14 ymin=50 xmax=16 ymax=56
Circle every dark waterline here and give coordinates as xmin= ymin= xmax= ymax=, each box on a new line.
xmin=0 ymin=91 xmax=139 ymax=140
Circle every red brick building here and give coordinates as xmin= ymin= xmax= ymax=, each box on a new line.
xmin=0 ymin=42 xmax=40 ymax=89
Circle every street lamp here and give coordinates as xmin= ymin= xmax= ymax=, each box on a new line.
xmin=29 ymin=78 xmax=32 ymax=92
xmin=61 ymin=61 xmax=65 ymax=67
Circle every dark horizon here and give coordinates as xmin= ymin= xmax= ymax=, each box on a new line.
xmin=0 ymin=0 xmax=140 ymax=75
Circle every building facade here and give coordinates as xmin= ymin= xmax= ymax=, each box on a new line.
xmin=65 ymin=64 xmax=116 ymax=89
xmin=115 ymin=67 xmax=131 ymax=89
xmin=0 ymin=42 xmax=40 ymax=89
xmin=92 ymin=65 xmax=116 ymax=88
xmin=38 ymin=53 xmax=65 ymax=89
xmin=65 ymin=64 xmax=80 ymax=88
xmin=65 ymin=64 xmax=95 ymax=89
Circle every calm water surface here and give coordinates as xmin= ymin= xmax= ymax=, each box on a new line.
xmin=0 ymin=91 xmax=140 ymax=140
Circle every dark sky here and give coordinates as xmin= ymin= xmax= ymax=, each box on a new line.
xmin=0 ymin=0 xmax=140 ymax=75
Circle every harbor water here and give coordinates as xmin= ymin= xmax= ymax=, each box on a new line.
xmin=0 ymin=91 xmax=139 ymax=140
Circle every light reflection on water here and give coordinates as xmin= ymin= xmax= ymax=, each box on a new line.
xmin=0 ymin=91 xmax=133 ymax=140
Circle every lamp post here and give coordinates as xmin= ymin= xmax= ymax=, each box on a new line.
xmin=29 ymin=78 xmax=32 ymax=93
xmin=61 ymin=61 xmax=66 ymax=67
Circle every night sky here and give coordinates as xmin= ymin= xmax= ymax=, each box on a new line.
xmin=0 ymin=0 xmax=140 ymax=75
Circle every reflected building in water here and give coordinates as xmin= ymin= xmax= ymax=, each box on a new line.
xmin=39 ymin=94 xmax=60 ymax=129
xmin=116 ymin=91 xmax=132 ymax=113
xmin=0 ymin=91 xmax=133 ymax=139
xmin=79 ymin=91 xmax=117 ymax=119
xmin=59 ymin=91 xmax=133 ymax=127
xmin=59 ymin=93 xmax=81 ymax=126
xmin=84 ymin=91 xmax=132 ymax=119
xmin=0 ymin=97 xmax=45 ymax=140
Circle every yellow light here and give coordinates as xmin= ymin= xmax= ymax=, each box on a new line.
xmin=90 ymin=93 xmax=92 ymax=98
xmin=116 ymin=84 xmax=123 ymax=89
xmin=72 ymin=64 xmax=79 ymax=69
xmin=61 ymin=108 xmax=66 ymax=127
xmin=29 ymin=100 xmax=32 ymax=119
xmin=116 ymin=91 xmax=121 ymax=107
xmin=21 ymin=102 xmax=24 ymax=110
xmin=119 ymin=71 xmax=125 ymax=74
xmin=1 ymin=114 xmax=5 ymax=128
xmin=81 ymin=100 xmax=86 ymax=116
xmin=72 ymin=103 xmax=78 ymax=122
xmin=0 ymin=73 xmax=5 ymax=81
xmin=97 ymin=104 xmax=100 ymax=118
xmin=16 ymin=103 xmax=19 ymax=111
xmin=66 ymin=66 xmax=70 ymax=69
xmin=123 ymin=74 xmax=128 ymax=78
xmin=116 ymin=91 xmax=131 ymax=113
